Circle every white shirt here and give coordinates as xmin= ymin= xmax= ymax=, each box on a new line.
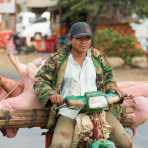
xmin=59 ymin=50 xmax=97 ymax=119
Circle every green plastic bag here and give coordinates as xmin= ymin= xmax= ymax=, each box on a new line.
xmin=89 ymin=140 xmax=116 ymax=148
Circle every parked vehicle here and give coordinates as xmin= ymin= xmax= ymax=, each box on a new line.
xmin=16 ymin=11 xmax=51 ymax=40
xmin=16 ymin=12 xmax=36 ymax=34
xmin=131 ymin=19 xmax=148 ymax=51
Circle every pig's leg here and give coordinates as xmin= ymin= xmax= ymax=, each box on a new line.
xmin=0 ymin=75 xmax=23 ymax=97
xmin=122 ymin=96 xmax=148 ymax=129
xmin=118 ymin=81 xmax=148 ymax=132
xmin=0 ymin=91 xmax=42 ymax=111
xmin=6 ymin=39 xmax=28 ymax=77
xmin=0 ymin=128 xmax=18 ymax=138
xmin=0 ymin=41 xmax=26 ymax=138
xmin=0 ymin=85 xmax=20 ymax=138
xmin=0 ymin=86 xmax=8 ymax=101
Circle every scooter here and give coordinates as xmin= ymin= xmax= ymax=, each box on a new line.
xmin=45 ymin=91 xmax=123 ymax=148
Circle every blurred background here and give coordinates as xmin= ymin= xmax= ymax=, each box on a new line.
xmin=0 ymin=0 xmax=148 ymax=148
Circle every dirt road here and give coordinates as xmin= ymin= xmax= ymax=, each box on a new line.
xmin=0 ymin=50 xmax=148 ymax=81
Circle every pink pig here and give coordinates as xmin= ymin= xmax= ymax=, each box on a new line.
xmin=0 ymin=39 xmax=45 ymax=137
xmin=1 ymin=39 xmax=148 ymax=138
xmin=118 ymin=81 xmax=148 ymax=129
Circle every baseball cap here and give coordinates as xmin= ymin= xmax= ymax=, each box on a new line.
xmin=69 ymin=22 xmax=92 ymax=38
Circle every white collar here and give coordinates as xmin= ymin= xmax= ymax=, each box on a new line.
xmin=69 ymin=48 xmax=92 ymax=64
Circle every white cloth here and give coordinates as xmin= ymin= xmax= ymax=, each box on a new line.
xmin=59 ymin=50 xmax=97 ymax=119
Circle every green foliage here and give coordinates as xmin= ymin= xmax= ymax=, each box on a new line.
xmin=59 ymin=0 xmax=148 ymax=20
xmin=59 ymin=0 xmax=148 ymax=26
xmin=60 ymin=0 xmax=104 ymax=30
xmin=60 ymin=0 xmax=148 ymax=16
xmin=134 ymin=0 xmax=148 ymax=17
xmin=94 ymin=29 xmax=144 ymax=65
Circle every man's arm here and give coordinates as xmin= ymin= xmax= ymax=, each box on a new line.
xmin=99 ymin=55 xmax=121 ymax=96
xmin=33 ymin=55 xmax=57 ymax=106
xmin=99 ymin=55 xmax=124 ymax=118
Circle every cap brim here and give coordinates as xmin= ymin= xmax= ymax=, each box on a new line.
xmin=73 ymin=33 xmax=92 ymax=39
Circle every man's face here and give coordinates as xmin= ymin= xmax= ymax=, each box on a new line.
xmin=71 ymin=36 xmax=92 ymax=53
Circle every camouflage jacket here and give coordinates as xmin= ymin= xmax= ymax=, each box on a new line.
xmin=33 ymin=47 xmax=121 ymax=109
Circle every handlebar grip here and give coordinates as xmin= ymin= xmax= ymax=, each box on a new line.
xmin=65 ymin=100 xmax=84 ymax=108
xmin=107 ymin=95 xmax=121 ymax=105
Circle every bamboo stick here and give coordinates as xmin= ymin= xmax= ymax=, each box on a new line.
xmin=0 ymin=109 xmax=49 ymax=128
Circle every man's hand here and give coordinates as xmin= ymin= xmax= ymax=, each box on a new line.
xmin=49 ymin=94 xmax=64 ymax=105
xmin=121 ymin=94 xmax=148 ymax=128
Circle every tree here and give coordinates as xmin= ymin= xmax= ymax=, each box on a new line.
xmin=94 ymin=28 xmax=144 ymax=65
xmin=59 ymin=0 xmax=104 ymax=32
xmin=58 ymin=0 xmax=148 ymax=32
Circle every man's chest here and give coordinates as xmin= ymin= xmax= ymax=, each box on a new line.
xmin=61 ymin=55 xmax=97 ymax=96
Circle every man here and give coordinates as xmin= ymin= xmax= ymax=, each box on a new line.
xmin=34 ymin=22 xmax=132 ymax=148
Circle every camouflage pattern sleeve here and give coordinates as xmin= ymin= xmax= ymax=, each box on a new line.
xmin=99 ymin=55 xmax=124 ymax=119
xmin=33 ymin=55 xmax=57 ymax=106
xmin=99 ymin=55 xmax=122 ymax=97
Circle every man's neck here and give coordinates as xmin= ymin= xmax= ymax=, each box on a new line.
xmin=71 ymin=49 xmax=87 ymax=65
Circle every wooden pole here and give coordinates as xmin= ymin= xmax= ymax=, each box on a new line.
xmin=0 ymin=109 xmax=49 ymax=128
